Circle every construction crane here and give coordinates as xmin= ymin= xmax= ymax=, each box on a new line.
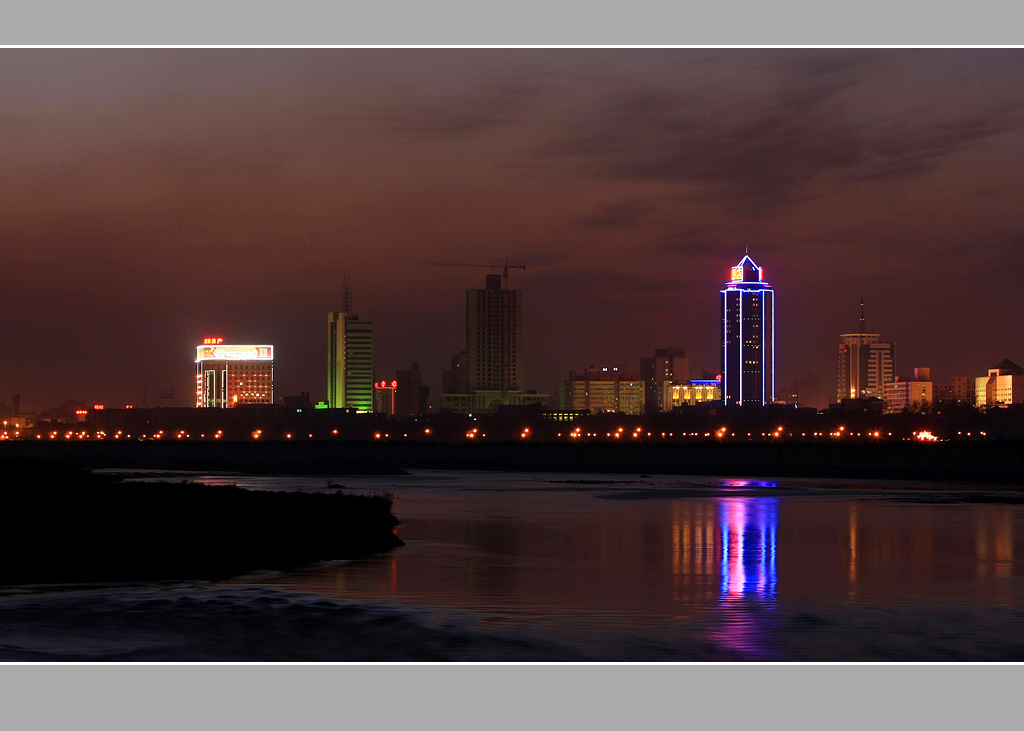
xmin=427 ymin=258 xmax=526 ymax=288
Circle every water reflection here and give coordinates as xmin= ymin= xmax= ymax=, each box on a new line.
xmin=848 ymin=502 xmax=858 ymax=600
xmin=707 ymin=497 xmax=779 ymax=658
xmin=215 ymin=472 xmax=1024 ymax=659
xmin=719 ymin=498 xmax=778 ymax=602
xmin=976 ymin=509 xmax=1013 ymax=579
xmin=720 ymin=479 xmax=778 ymax=489
xmin=843 ymin=501 xmax=1016 ymax=602
xmin=669 ymin=498 xmax=778 ymax=604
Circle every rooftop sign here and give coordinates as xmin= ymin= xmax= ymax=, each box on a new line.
xmin=196 ymin=345 xmax=274 ymax=362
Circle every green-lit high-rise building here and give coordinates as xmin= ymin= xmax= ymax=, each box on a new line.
xmin=327 ymin=276 xmax=373 ymax=412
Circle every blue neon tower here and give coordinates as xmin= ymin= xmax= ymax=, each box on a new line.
xmin=721 ymin=255 xmax=775 ymax=406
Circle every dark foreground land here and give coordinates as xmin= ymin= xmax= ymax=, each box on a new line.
xmin=0 ymin=458 xmax=403 ymax=586
xmin=4 ymin=439 xmax=1024 ymax=484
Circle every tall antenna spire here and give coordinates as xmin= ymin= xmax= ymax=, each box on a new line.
xmin=859 ymin=297 xmax=865 ymax=335
xmin=341 ymin=270 xmax=353 ymax=314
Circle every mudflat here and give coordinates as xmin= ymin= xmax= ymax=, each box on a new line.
xmin=0 ymin=458 xmax=403 ymax=585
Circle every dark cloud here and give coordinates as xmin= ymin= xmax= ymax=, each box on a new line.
xmin=538 ymin=88 xmax=861 ymax=214
xmin=855 ymin=110 xmax=1024 ymax=181
xmin=528 ymin=266 xmax=684 ymax=301
xmin=537 ymin=51 xmax=1024 ymax=216
xmin=581 ymin=199 xmax=653 ymax=228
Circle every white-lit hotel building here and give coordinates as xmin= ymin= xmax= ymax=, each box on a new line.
xmin=195 ymin=339 xmax=274 ymax=408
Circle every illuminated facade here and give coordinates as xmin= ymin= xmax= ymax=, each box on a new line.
xmin=328 ymin=313 xmax=373 ymax=412
xmin=975 ymin=359 xmax=1024 ymax=408
xmin=883 ymin=368 xmax=933 ymax=414
xmin=558 ymin=366 xmax=644 ymax=415
xmin=195 ymin=339 xmax=274 ymax=408
xmin=663 ymin=379 xmax=722 ymax=409
xmin=721 ymin=255 xmax=774 ymax=406
xmin=327 ymin=277 xmax=373 ymax=412
xmin=837 ymin=301 xmax=894 ymax=402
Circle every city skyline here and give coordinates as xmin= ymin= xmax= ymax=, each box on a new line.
xmin=1 ymin=49 xmax=1023 ymax=411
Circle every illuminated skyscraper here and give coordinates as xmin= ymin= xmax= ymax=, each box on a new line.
xmin=836 ymin=300 xmax=894 ymax=402
xmin=195 ymin=338 xmax=274 ymax=408
xmin=327 ymin=276 xmax=373 ymax=412
xmin=721 ymin=254 xmax=775 ymax=406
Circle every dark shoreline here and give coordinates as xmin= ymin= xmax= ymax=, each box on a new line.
xmin=0 ymin=458 xmax=403 ymax=586
xmin=3 ymin=439 xmax=1023 ymax=485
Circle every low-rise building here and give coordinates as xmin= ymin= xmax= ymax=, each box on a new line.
xmin=559 ymin=366 xmax=644 ymax=415
xmin=884 ymin=367 xmax=933 ymax=414
xmin=976 ymin=359 xmax=1024 ymax=408
xmin=440 ymin=390 xmax=549 ymax=415
xmin=934 ymin=376 xmax=975 ymax=406
xmin=662 ymin=379 xmax=722 ymax=409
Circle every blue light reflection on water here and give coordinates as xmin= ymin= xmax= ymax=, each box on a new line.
xmin=713 ymin=497 xmax=779 ymax=658
xmin=719 ymin=497 xmax=778 ymax=601
xmin=719 ymin=479 xmax=779 ymax=489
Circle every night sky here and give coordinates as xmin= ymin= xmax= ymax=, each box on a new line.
xmin=2 ymin=48 xmax=1022 ymax=412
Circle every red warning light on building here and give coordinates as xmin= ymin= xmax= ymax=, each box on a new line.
xmin=374 ymin=380 xmax=398 ymax=415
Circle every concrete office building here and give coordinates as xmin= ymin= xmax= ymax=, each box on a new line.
xmin=837 ymin=300 xmax=894 ymax=403
xmin=442 ymin=273 xmax=546 ymax=414
xmin=559 ymin=366 xmax=644 ymax=415
xmin=640 ymin=347 xmax=690 ymax=414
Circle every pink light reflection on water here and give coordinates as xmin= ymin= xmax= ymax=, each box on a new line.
xmin=712 ymin=497 xmax=779 ymax=657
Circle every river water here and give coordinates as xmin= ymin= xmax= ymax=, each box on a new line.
xmin=3 ymin=469 xmax=1024 ymax=662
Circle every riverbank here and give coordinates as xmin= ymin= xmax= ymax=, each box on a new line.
xmin=0 ymin=458 xmax=403 ymax=585
xmin=3 ymin=439 xmax=1023 ymax=484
